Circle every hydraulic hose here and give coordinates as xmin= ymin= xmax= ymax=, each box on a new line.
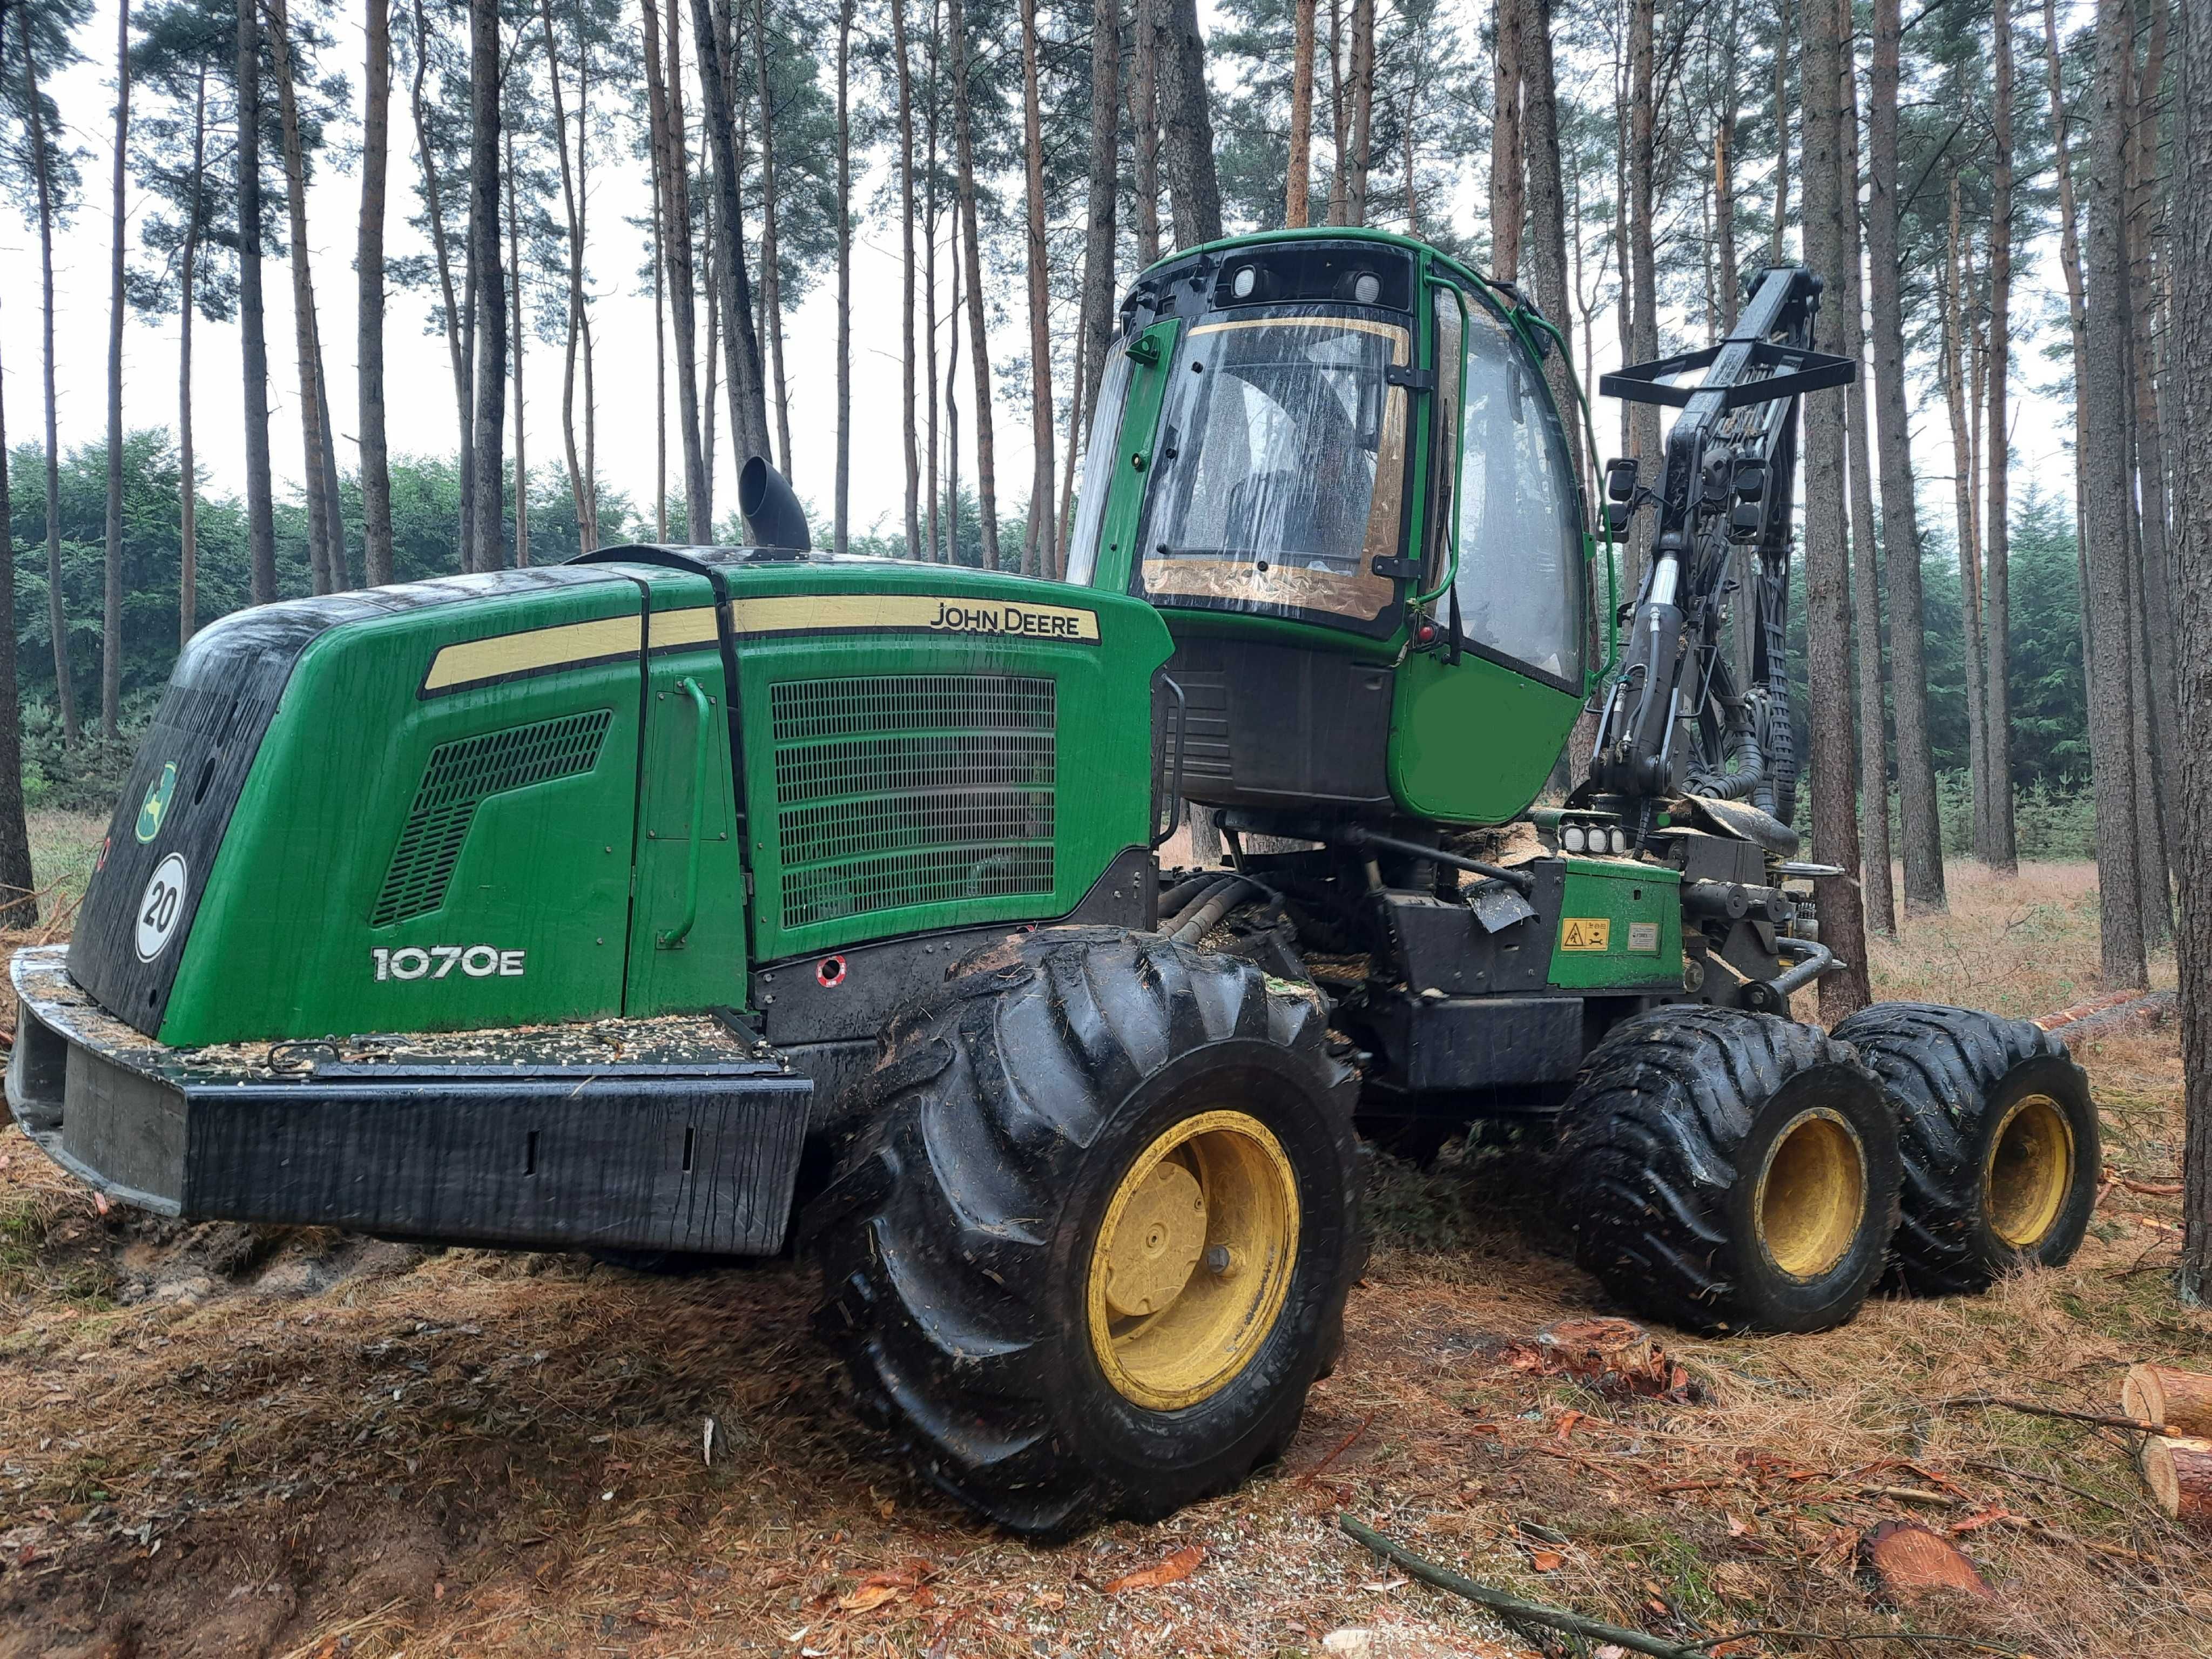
xmin=1166 ymin=878 xmax=1266 ymax=945
xmin=1157 ymin=872 xmax=1222 ymax=917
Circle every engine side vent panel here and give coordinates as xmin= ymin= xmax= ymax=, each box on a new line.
xmin=372 ymin=709 xmax=613 ymax=927
xmin=770 ymin=675 xmax=1056 ymax=930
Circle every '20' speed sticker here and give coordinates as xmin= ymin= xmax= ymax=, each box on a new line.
xmin=134 ymin=853 xmax=189 ymax=962
xmin=372 ymin=945 xmax=526 ymax=981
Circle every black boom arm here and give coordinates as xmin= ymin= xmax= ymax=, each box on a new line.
xmin=1580 ymin=264 xmax=1856 ymax=839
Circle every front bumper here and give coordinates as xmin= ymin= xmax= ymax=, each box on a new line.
xmin=5 ymin=947 xmax=812 ymax=1256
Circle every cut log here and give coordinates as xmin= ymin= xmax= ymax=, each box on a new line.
xmin=2139 ymin=1435 xmax=2212 ymax=1527
xmin=2122 ymin=1363 xmax=2212 ymax=1435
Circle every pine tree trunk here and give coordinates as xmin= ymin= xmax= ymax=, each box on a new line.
xmin=1981 ymin=0 xmax=2017 ymax=871
xmin=542 ymin=0 xmax=592 ymax=550
xmin=1944 ymin=173 xmax=1990 ymax=859
xmin=1344 ymin=0 xmax=1374 ymax=225
xmin=947 ymin=0 xmax=999 ymax=569
xmin=2081 ymin=0 xmax=2148 ymax=987
xmin=235 ymin=0 xmax=276 ymax=605
xmin=467 ymin=0 xmax=507 ymax=574
xmin=1019 ymin=0 xmax=1055 ymax=577
xmin=24 ymin=12 xmax=79 ymax=739
xmin=1770 ymin=0 xmax=1790 ymax=262
xmin=1159 ymin=0 xmax=1222 ymax=245
xmin=1519 ymin=0 xmax=1575 ymax=485
xmin=741 ymin=0 xmax=789 ymax=472
xmin=1077 ymin=0 xmax=1120 ymax=413
xmin=1287 ymin=0 xmax=1316 ymax=227
xmin=1800 ymin=0 xmax=1871 ymax=1018
xmin=1131 ymin=0 xmax=1160 ymax=263
xmin=1869 ymin=0 xmax=1943 ymax=911
xmin=360 ymin=0 xmax=393 ymax=584
xmin=103 ymin=0 xmax=131 ymax=739
xmin=1056 ymin=358 xmax=1083 ymax=566
xmin=642 ymin=0 xmax=710 ymax=539
xmin=1326 ymin=0 xmax=1346 ymax=226
xmin=269 ymin=0 xmax=339 ymax=592
xmin=653 ymin=186 xmax=667 ymax=540
xmin=834 ymin=0 xmax=854 ymax=552
xmin=0 ymin=294 xmax=35 ymax=925
xmin=179 ymin=76 xmax=202 ymax=642
xmin=313 ymin=312 xmax=348 ymax=583
xmin=1836 ymin=0 xmax=1893 ymax=935
xmin=892 ymin=0 xmax=921 ymax=559
xmin=505 ymin=135 xmax=527 ymax=568
xmin=1716 ymin=0 xmax=1740 ymax=332
xmin=924 ymin=3 xmax=942 ymax=562
xmin=945 ymin=236 xmax=962 ymax=561
xmin=1626 ymin=0 xmax=1658 ymax=596
xmin=1489 ymin=0 xmax=1522 ymax=281
xmin=409 ymin=0 xmax=474 ymax=561
xmin=2042 ymin=0 xmax=2090 ymax=618
xmin=2128 ymin=0 xmax=2178 ymax=930
xmin=2165 ymin=0 xmax=2212 ymax=1299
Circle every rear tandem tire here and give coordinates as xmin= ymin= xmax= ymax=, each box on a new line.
xmin=804 ymin=926 xmax=1363 ymax=1539
xmin=1557 ymin=1006 xmax=1900 ymax=1336
xmin=1831 ymin=1002 xmax=2099 ymax=1296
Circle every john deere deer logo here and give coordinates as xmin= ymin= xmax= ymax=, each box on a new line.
xmin=136 ymin=761 xmax=178 ymax=844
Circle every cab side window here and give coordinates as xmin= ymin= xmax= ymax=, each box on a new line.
xmin=1451 ymin=302 xmax=1585 ymax=686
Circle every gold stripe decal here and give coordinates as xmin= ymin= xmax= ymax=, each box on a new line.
xmin=422 ymin=614 xmax=643 ymax=692
xmin=729 ymin=592 xmax=1100 ymax=644
xmin=425 ymin=590 xmax=1101 ymax=692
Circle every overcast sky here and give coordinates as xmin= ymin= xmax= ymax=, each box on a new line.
xmin=3 ymin=0 xmax=2078 ymax=555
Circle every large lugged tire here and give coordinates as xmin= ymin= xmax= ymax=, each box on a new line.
xmin=1558 ymin=1006 xmax=1900 ymax=1335
xmin=804 ymin=927 xmax=1362 ymax=1537
xmin=1831 ymin=1002 xmax=2098 ymax=1295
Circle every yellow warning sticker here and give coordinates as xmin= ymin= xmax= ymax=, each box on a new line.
xmin=1560 ymin=918 xmax=1611 ymax=952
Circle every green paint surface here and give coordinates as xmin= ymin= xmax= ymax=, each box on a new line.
xmin=154 ymin=558 xmax=1169 ymax=1047
xmin=1546 ymin=859 xmax=1685 ymax=991
xmin=1387 ymin=649 xmax=1583 ymax=825
xmin=163 ymin=578 xmax=647 ymax=1045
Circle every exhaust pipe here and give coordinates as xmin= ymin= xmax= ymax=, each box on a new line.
xmin=740 ymin=456 xmax=813 ymax=551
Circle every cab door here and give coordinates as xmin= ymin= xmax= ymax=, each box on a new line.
xmin=1388 ymin=283 xmax=1590 ymax=824
xmin=623 ymin=574 xmax=748 ymax=1015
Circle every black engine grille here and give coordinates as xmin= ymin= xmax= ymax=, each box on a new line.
xmin=769 ymin=675 xmax=1056 ymax=929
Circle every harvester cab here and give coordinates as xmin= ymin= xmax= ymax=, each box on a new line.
xmin=8 ymin=227 xmax=2101 ymax=1540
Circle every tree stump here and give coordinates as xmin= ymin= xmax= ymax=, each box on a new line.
xmin=2122 ymin=1363 xmax=2212 ymax=1437
xmin=2139 ymin=1435 xmax=2212 ymax=1527
xmin=1536 ymin=1317 xmax=1656 ymax=1377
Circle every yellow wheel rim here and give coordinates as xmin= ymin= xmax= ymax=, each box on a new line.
xmin=1086 ymin=1109 xmax=1300 ymax=1412
xmin=1984 ymin=1094 xmax=2074 ymax=1249
xmin=1753 ymin=1107 xmax=1869 ymax=1280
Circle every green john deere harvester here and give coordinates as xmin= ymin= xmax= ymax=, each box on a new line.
xmin=9 ymin=228 xmax=2099 ymax=1536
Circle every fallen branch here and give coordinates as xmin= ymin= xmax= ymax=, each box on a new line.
xmin=1339 ymin=1513 xmax=2031 ymax=1658
xmin=1934 ymin=1396 xmax=2159 ymax=1434
xmin=1337 ymin=1513 xmax=1705 ymax=1659
xmin=1961 ymin=1458 xmax=2133 ymax=1513
xmin=1859 ymin=1485 xmax=1962 ymax=1507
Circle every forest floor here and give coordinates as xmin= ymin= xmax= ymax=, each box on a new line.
xmin=1 ymin=821 xmax=2203 ymax=1658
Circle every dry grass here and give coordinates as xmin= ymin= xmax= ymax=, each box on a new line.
xmin=1 ymin=860 xmax=2203 ymax=1658
xmin=1863 ymin=858 xmax=2177 ymax=1016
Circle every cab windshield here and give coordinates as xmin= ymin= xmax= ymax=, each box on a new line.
xmin=1134 ymin=312 xmax=1410 ymax=629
